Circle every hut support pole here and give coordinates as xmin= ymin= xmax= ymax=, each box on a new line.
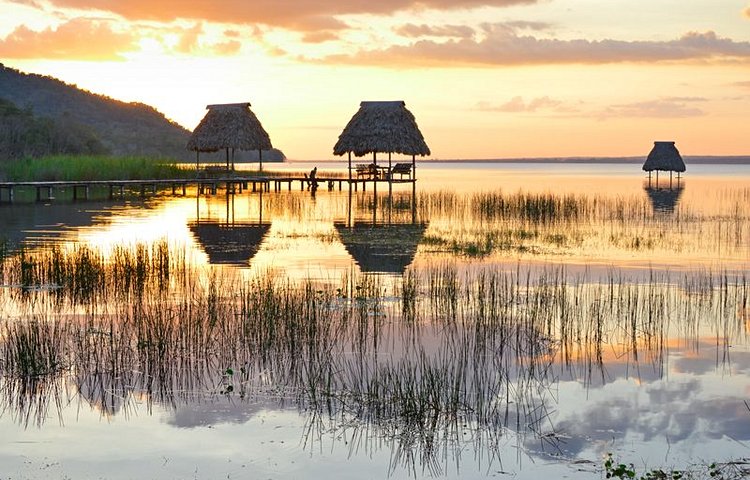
xmin=259 ymin=149 xmax=263 ymax=172
xmin=348 ymin=152 xmax=352 ymax=183
xmin=373 ymin=152 xmax=377 ymax=207
xmin=412 ymin=155 xmax=417 ymax=223
xmin=196 ymin=151 xmax=200 ymax=175
xmin=388 ymin=152 xmax=392 ymax=197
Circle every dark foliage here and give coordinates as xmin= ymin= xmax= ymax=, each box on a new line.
xmin=0 ymin=98 xmax=107 ymax=159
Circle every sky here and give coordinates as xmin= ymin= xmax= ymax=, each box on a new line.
xmin=0 ymin=0 xmax=749 ymax=160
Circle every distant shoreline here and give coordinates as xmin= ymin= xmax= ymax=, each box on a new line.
xmin=290 ymin=156 xmax=750 ymax=165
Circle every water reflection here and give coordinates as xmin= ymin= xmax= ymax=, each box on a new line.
xmin=2 ymin=163 xmax=750 ymax=478
xmin=644 ymin=183 xmax=685 ymax=214
xmin=334 ymin=222 xmax=426 ymax=274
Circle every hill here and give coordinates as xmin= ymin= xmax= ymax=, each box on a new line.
xmin=0 ymin=64 xmax=285 ymax=162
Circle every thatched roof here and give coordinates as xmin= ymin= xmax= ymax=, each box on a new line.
xmin=188 ymin=221 xmax=270 ymax=265
xmin=333 ymin=101 xmax=430 ymax=157
xmin=334 ymin=221 xmax=426 ymax=274
xmin=187 ymin=103 xmax=272 ymax=152
xmin=642 ymin=141 xmax=686 ymax=173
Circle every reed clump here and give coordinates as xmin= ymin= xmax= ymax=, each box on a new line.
xmin=2 ymin=318 xmax=68 ymax=378
xmin=2 ymin=155 xmax=192 ymax=182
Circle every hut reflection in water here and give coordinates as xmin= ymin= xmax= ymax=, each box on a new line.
xmin=188 ymin=192 xmax=269 ymax=266
xmin=334 ymin=221 xmax=426 ymax=275
xmin=644 ymin=184 xmax=685 ymax=215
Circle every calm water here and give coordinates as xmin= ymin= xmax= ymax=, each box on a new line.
xmin=1 ymin=161 xmax=749 ymax=479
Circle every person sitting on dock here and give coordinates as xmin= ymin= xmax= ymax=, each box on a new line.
xmin=306 ymin=166 xmax=318 ymax=191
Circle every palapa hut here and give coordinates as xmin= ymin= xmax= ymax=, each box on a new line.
xmin=642 ymin=141 xmax=686 ymax=184
xmin=187 ymin=102 xmax=272 ymax=171
xmin=333 ymin=101 xmax=430 ymax=180
xmin=334 ymin=221 xmax=426 ymax=275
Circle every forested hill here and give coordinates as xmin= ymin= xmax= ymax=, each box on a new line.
xmin=0 ymin=64 xmax=285 ymax=162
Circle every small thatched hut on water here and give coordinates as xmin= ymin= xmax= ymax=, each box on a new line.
xmin=333 ymin=101 xmax=430 ymax=178
xmin=642 ymin=141 xmax=686 ymax=182
xmin=187 ymin=103 xmax=272 ymax=171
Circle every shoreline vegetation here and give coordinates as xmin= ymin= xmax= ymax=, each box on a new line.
xmin=0 ymin=155 xmax=193 ymax=182
xmin=0 ymin=155 xmax=327 ymax=182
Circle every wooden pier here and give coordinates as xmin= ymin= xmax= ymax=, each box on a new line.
xmin=0 ymin=175 xmax=416 ymax=203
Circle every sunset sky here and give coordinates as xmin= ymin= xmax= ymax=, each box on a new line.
xmin=1 ymin=0 xmax=749 ymax=160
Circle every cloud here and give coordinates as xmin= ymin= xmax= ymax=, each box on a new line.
xmin=213 ymin=39 xmax=241 ymax=55
xmin=301 ymin=31 xmax=340 ymax=43
xmin=478 ymin=96 xmax=562 ymax=112
xmin=395 ymin=23 xmax=476 ymax=39
xmin=733 ymin=80 xmax=750 ymax=88
xmin=176 ymin=22 xmax=203 ymax=54
xmin=317 ymin=28 xmax=750 ymax=67
xmin=602 ymin=97 xmax=707 ymax=118
xmin=0 ymin=17 xmax=136 ymax=60
xmin=744 ymin=6 xmax=750 ymax=18
xmin=16 ymin=0 xmax=538 ymax=31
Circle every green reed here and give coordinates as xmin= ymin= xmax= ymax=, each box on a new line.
xmin=1 ymin=155 xmax=192 ymax=182
xmin=417 ymin=188 xmax=750 ymax=260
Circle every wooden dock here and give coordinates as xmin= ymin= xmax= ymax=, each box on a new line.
xmin=0 ymin=175 xmax=416 ymax=203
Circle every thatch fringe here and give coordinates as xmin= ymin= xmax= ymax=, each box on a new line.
xmin=642 ymin=141 xmax=686 ymax=172
xmin=187 ymin=103 xmax=272 ymax=152
xmin=333 ymin=101 xmax=430 ymax=157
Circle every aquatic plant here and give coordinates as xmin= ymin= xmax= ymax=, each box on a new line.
xmin=1 ymin=155 xmax=192 ymax=182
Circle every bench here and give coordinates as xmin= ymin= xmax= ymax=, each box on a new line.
xmin=355 ymin=163 xmax=379 ymax=179
xmin=390 ymin=163 xmax=412 ymax=179
xmin=200 ymin=165 xmax=231 ymax=178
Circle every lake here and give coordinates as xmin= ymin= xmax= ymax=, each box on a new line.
xmin=1 ymin=161 xmax=749 ymax=479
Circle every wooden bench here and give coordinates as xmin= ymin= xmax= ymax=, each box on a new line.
xmin=200 ymin=165 xmax=231 ymax=178
xmin=355 ymin=164 xmax=379 ymax=179
xmin=390 ymin=163 xmax=412 ymax=179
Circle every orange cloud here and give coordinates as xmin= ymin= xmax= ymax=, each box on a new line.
xmin=0 ymin=18 xmax=136 ymax=60
xmin=601 ymin=97 xmax=707 ymax=118
xmin=213 ymin=39 xmax=241 ymax=55
xmin=17 ymin=0 xmax=538 ymax=30
xmin=301 ymin=31 xmax=340 ymax=43
xmin=744 ymin=6 xmax=750 ymax=18
xmin=317 ymin=28 xmax=750 ymax=66
xmin=478 ymin=96 xmax=563 ymax=112
xmin=176 ymin=22 xmax=203 ymax=54
xmin=395 ymin=23 xmax=476 ymax=39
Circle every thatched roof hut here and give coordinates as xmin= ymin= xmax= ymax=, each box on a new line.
xmin=333 ymin=101 xmax=430 ymax=157
xmin=334 ymin=221 xmax=426 ymax=275
xmin=642 ymin=141 xmax=686 ymax=173
xmin=188 ymin=221 xmax=270 ymax=265
xmin=187 ymin=103 xmax=273 ymax=170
